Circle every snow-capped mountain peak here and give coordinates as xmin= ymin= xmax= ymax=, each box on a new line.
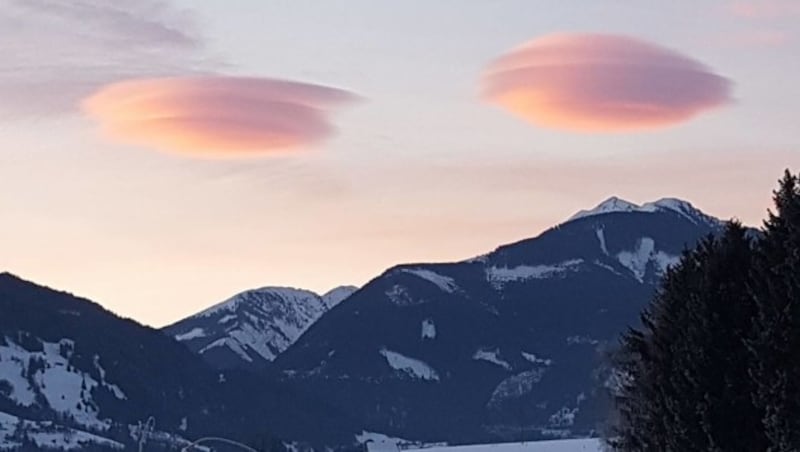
xmin=568 ymin=196 xmax=640 ymax=221
xmin=164 ymin=284 xmax=358 ymax=368
xmin=569 ymin=196 xmax=721 ymax=227
xmin=195 ymin=286 xmax=320 ymax=318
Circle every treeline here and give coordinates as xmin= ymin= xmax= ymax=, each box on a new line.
xmin=609 ymin=170 xmax=800 ymax=451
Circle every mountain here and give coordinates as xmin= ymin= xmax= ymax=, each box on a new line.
xmin=163 ymin=285 xmax=358 ymax=369
xmin=274 ymin=197 xmax=726 ymax=444
xmin=0 ymin=273 xmax=359 ymax=450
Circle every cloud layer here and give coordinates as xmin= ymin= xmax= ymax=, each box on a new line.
xmin=81 ymin=76 xmax=359 ymax=157
xmin=482 ymin=34 xmax=732 ymax=132
xmin=0 ymin=0 xmax=207 ymax=118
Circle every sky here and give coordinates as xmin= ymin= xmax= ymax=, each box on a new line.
xmin=1 ymin=0 xmax=798 ymax=327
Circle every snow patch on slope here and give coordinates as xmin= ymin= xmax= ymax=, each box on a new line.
xmin=473 ymin=349 xmax=512 ymax=370
xmin=488 ymin=369 xmax=546 ymax=406
xmin=521 ymin=352 xmax=552 ymax=366
xmin=595 ymin=228 xmax=609 ymax=255
xmin=175 ymin=327 xmax=205 ymax=341
xmin=400 ymin=268 xmax=458 ymax=293
xmin=199 ymin=337 xmax=253 ymax=362
xmin=616 ymin=237 xmax=679 ymax=282
xmin=380 ymin=349 xmax=439 ymax=381
xmin=386 ymin=285 xmax=425 ymax=306
xmin=486 ymin=260 xmax=583 ymax=289
xmin=421 ymin=319 xmax=436 ymax=340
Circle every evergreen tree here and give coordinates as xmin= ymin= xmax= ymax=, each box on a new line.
xmin=609 ymin=223 xmax=766 ymax=451
xmin=749 ymin=170 xmax=800 ymax=451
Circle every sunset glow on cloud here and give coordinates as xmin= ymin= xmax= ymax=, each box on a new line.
xmin=81 ymin=76 xmax=359 ymax=157
xmin=482 ymin=34 xmax=732 ymax=132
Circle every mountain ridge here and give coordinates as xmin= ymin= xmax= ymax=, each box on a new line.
xmin=163 ymin=284 xmax=359 ymax=369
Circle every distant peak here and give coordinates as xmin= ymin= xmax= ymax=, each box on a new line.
xmin=193 ymin=286 xmax=321 ymax=318
xmin=568 ymin=196 xmax=718 ymax=225
xmin=322 ymin=285 xmax=359 ymax=308
xmin=568 ymin=196 xmax=640 ymax=221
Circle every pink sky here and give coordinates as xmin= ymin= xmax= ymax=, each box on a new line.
xmin=0 ymin=0 xmax=798 ymax=326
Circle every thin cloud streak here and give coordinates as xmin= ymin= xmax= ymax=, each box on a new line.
xmin=81 ymin=76 xmax=360 ymax=157
xmin=482 ymin=34 xmax=732 ymax=132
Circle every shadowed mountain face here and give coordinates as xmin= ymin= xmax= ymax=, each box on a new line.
xmin=0 ymin=273 xmax=359 ymax=450
xmin=163 ymin=286 xmax=357 ymax=369
xmin=274 ymin=198 xmax=725 ymax=443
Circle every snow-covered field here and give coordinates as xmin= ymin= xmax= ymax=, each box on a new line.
xmin=403 ymin=440 xmax=603 ymax=452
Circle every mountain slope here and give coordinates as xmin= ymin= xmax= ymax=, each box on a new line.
xmin=163 ymin=285 xmax=357 ymax=369
xmin=0 ymin=273 xmax=359 ymax=450
xmin=275 ymin=197 xmax=726 ymax=443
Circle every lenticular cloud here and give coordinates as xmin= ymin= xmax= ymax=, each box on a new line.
xmin=81 ymin=76 xmax=358 ymax=157
xmin=482 ymin=34 xmax=732 ymax=132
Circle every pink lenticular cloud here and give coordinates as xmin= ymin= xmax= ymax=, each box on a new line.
xmin=482 ymin=34 xmax=732 ymax=132
xmin=729 ymin=0 xmax=800 ymax=18
xmin=81 ymin=76 xmax=359 ymax=157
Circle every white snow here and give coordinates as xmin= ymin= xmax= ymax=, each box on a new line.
xmin=218 ymin=314 xmax=237 ymax=324
xmin=0 ymin=410 xmax=124 ymax=451
xmin=386 ymin=284 xmax=425 ymax=306
xmin=0 ymin=342 xmax=36 ymax=406
xmin=569 ymin=196 xmax=640 ymax=221
xmin=400 ymin=268 xmax=458 ymax=293
xmin=28 ymin=429 xmax=124 ymax=450
xmin=421 ymin=319 xmax=437 ymax=340
xmin=616 ymin=237 xmax=679 ymax=282
xmin=380 ymin=348 xmax=439 ymax=381
xmin=199 ymin=338 xmax=253 ymax=362
xmin=194 ymin=286 xmax=321 ymax=318
xmin=488 ymin=369 xmax=546 ymax=405
xmin=640 ymin=198 xmax=718 ymax=226
xmin=175 ymin=327 xmax=206 ymax=341
xmin=653 ymin=251 xmax=681 ymax=275
xmin=356 ymin=431 xmax=409 ymax=448
xmin=486 ymin=260 xmax=583 ymax=288
xmin=322 ymin=285 xmax=359 ymax=308
xmin=0 ymin=411 xmax=21 ymax=450
xmin=521 ymin=352 xmax=552 ymax=366
xmin=566 ymin=336 xmax=600 ymax=346
xmin=181 ymin=286 xmax=348 ymax=363
xmin=592 ymin=260 xmax=626 ymax=277
xmin=405 ymin=439 xmax=602 ymax=452
xmin=595 ymin=228 xmax=609 ymax=255
xmin=0 ymin=337 xmax=125 ymax=431
xmin=549 ymin=407 xmax=578 ymax=428
xmin=569 ymin=196 xmax=718 ymax=227
xmin=473 ymin=349 xmax=512 ymax=370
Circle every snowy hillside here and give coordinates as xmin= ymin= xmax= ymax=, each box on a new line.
xmin=0 ymin=411 xmax=124 ymax=451
xmin=0 ymin=335 xmax=125 ymax=431
xmin=163 ymin=285 xmax=358 ymax=368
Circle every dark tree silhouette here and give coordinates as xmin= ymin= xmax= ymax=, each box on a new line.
xmin=609 ymin=222 xmax=766 ymax=451
xmin=749 ymin=170 xmax=800 ymax=452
